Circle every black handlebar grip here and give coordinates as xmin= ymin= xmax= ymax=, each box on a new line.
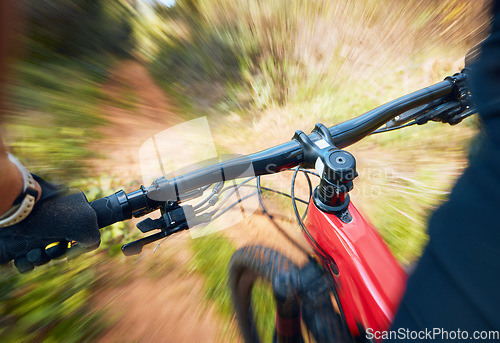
xmin=90 ymin=191 xmax=131 ymax=228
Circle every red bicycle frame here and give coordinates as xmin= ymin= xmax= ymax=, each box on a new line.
xmin=303 ymin=199 xmax=407 ymax=336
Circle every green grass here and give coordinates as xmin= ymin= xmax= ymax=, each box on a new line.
xmin=189 ymin=234 xmax=238 ymax=340
xmin=190 ymin=234 xmax=235 ymax=317
xmin=189 ymin=233 xmax=277 ymax=341
xmin=252 ymin=280 xmax=276 ymax=342
xmin=0 ymin=254 xmax=109 ymax=343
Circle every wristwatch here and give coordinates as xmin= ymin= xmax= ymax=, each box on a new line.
xmin=0 ymin=153 xmax=39 ymax=228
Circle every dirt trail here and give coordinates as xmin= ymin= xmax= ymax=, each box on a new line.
xmin=89 ymin=60 xmax=182 ymax=178
xmin=92 ymin=60 xmax=231 ymax=343
xmin=95 ymin=234 xmax=228 ymax=343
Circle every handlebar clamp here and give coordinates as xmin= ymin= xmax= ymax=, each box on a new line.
xmin=442 ymin=71 xmax=476 ymax=125
xmin=293 ymin=123 xmax=357 ymax=218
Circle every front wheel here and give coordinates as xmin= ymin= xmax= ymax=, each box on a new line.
xmin=228 ymin=245 xmax=351 ymax=343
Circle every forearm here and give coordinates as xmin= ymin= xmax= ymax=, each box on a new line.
xmin=0 ymin=1 xmax=34 ymax=217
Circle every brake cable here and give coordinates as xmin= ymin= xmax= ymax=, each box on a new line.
xmin=256 ymin=176 xmax=312 ymax=257
xmin=370 ymin=121 xmax=418 ymax=134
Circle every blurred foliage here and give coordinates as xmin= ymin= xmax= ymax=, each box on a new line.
xmin=7 ymin=58 xmax=107 ymax=182
xmin=147 ymin=0 xmax=489 ymax=116
xmin=0 ymin=254 xmax=107 ymax=343
xmin=2 ymin=1 xmax=144 ymax=342
xmin=6 ymin=0 xmax=137 ymax=183
xmin=25 ymin=0 xmax=135 ymax=60
xmin=2 ymin=2 xmax=151 ymax=342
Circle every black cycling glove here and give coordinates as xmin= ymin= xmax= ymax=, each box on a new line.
xmin=0 ymin=175 xmax=100 ymax=272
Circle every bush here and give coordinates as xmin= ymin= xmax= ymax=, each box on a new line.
xmin=147 ymin=0 xmax=488 ymax=115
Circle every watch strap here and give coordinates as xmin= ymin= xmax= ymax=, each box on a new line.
xmin=0 ymin=154 xmax=39 ymax=228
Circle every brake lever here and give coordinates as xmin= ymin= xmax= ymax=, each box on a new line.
xmin=122 ymin=229 xmax=170 ymax=256
xmin=121 ymin=203 xmax=195 ymax=256
xmin=414 ymin=101 xmax=462 ymax=125
xmin=447 ymin=107 xmax=477 ymax=125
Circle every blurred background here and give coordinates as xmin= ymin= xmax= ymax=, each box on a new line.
xmin=0 ymin=0 xmax=491 ymax=341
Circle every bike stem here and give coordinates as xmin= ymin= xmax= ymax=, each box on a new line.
xmin=293 ymin=123 xmax=358 ymax=223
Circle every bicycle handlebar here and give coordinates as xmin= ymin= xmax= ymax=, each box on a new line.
xmin=143 ymin=78 xmax=456 ymax=203
xmin=90 ymin=74 xmax=464 ymax=229
xmin=328 ymin=80 xmax=454 ymax=148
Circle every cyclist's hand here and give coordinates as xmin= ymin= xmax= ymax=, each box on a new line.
xmin=0 ymin=175 xmax=100 ymax=272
